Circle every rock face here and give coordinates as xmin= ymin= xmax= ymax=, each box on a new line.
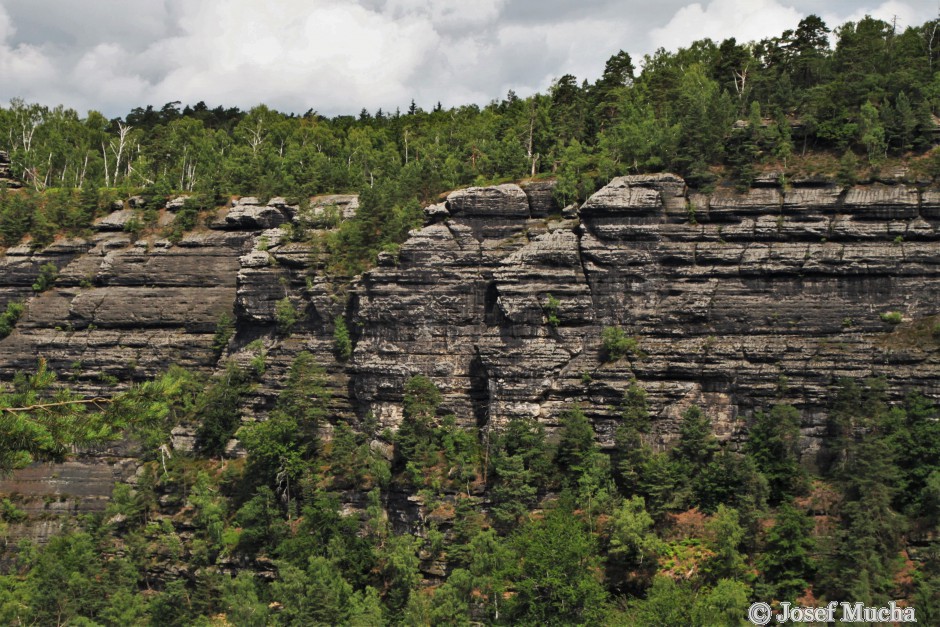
xmin=0 ymin=196 xmax=354 ymax=543
xmin=0 ymin=230 xmax=251 ymax=390
xmin=1 ymin=175 xmax=939 ymax=540
xmin=352 ymin=176 xmax=940 ymax=468
xmin=0 ymin=150 xmax=21 ymax=188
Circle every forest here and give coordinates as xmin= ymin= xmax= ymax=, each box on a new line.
xmin=3 ymin=15 xmax=940 ymax=270
xmin=0 ymin=12 xmax=939 ymax=626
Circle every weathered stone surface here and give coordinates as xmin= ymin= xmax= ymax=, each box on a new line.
xmin=93 ymin=209 xmax=136 ymax=231
xmin=843 ymin=183 xmax=919 ymax=219
xmin=424 ymin=202 xmax=450 ymax=222
xmin=0 ymin=230 xmax=250 ymax=387
xmin=351 ymin=176 xmax=940 ymax=472
xmin=310 ymin=194 xmax=359 ymax=220
xmin=213 ymin=197 xmax=289 ymax=229
xmin=447 ymin=184 xmax=529 ymax=218
xmin=520 ymin=180 xmax=561 ymax=218
xmin=165 ymin=195 xmax=190 ymax=211
xmin=2 ymin=174 xmax=940 ymax=547
xmin=0 ymin=150 xmax=21 ymax=188
xmin=782 ymin=186 xmax=841 ymax=213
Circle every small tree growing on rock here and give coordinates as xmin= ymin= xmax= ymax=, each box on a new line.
xmin=275 ymin=297 xmax=299 ymax=334
xmin=602 ymin=327 xmax=639 ymax=362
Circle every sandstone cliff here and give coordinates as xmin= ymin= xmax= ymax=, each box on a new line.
xmin=0 ymin=174 xmax=938 ymax=542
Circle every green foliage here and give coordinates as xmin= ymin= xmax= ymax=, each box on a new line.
xmin=508 ymin=506 xmax=607 ymax=624
xmin=3 ymin=16 xmax=940 ymax=621
xmin=274 ymin=296 xmax=299 ymax=333
xmin=193 ymin=362 xmax=252 ymax=456
xmin=270 ymin=556 xmax=370 ymax=624
xmin=746 ymin=405 xmax=807 ymax=503
xmin=821 ymin=377 xmax=908 ymax=604
xmin=165 ymin=194 xmax=208 ymax=242
xmin=396 ymin=374 xmax=441 ymax=464
xmin=333 ymin=315 xmax=353 ymax=360
xmin=239 ymin=351 xmax=327 ymax=494
xmin=606 ymin=496 xmax=663 ymax=588
xmin=0 ymin=188 xmax=37 ymax=246
xmin=0 ymin=301 xmax=24 ymax=339
xmin=624 ymin=575 xmax=751 ymax=626
xmin=246 ymin=339 xmax=267 ymax=376
xmin=860 ymin=101 xmax=887 ymax=164
xmin=31 ymin=262 xmax=58 ymax=292
xmin=395 ymin=376 xmax=479 ymax=492
xmin=327 ymin=421 xmax=391 ymax=490
xmin=120 ymin=364 xmax=203 ymax=455
xmin=880 ymin=310 xmax=903 ymax=324
xmin=490 ymin=416 xmax=553 ymax=529
xmin=324 ymin=181 xmax=423 ymax=276
xmin=543 ymin=293 xmax=561 ymax=327
xmin=0 ymin=359 xmax=124 ymax=473
xmin=554 ymin=406 xmax=598 ymax=481
xmin=211 ymin=312 xmax=235 ymax=355
xmin=757 ymin=502 xmax=816 ymax=601
xmin=705 ymin=505 xmax=747 ymax=581
xmin=221 ymin=571 xmax=269 ymax=627
xmin=3 ymin=531 xmax=142 ymax=625
xmin=625 ymin=576 xmax=695 ymax=624
xmin=601 ymin=326 xmax=640 ymax=362
xmin=675 ymin=405 xmax=719 ymax=469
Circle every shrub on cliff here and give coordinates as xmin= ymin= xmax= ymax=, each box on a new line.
xmin=0 ymin=301 xmax=24 ymax=338
xmin=334 ymin=316 xmax=352 ymax=360
xmin=601 ymin=326 xmax=639 ymax=361
xmin=194 ymin=363 xmax=252 ymax=456
xmin=211 ymin=313 xmax=235 ymax=355
xmin=31 ymin=262 xmax=58 ymax=292
xmin=275 ymin=297 xmax=299 ymax=333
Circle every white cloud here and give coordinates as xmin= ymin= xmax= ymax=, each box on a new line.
xmin=143 ymin=0 xmax=440 ymax=113
xmin=650 ymin=0 xmax=803 ymax=51
xmin=0 ymin=5 xmax=58 ymax=98
xmin=0 ymin=0 xmax=937 ymax=117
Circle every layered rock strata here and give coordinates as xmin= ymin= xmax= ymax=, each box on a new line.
xmin=0 ymin=150 xmax=21 ymax=188
xmin=0 ymin=173 xmax=939 ymax=541
xmin=353 ymin=175 xmax=940 ymax=467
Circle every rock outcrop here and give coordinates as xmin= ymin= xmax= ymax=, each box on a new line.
xmin=0 ymin=150 xmax=21 ymax=188
xmin=352 ymin=175 xmax=940 ymax=467
xmin=0 ymin=173 xmax=939 ymax=542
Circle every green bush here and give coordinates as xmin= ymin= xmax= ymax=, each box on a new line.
xmin=165 ymin=195 xmax=205 ymax=243
xmin=31 ymin=262 xmax=58 ymax=292
xmin=544 ymin=294 xmax=560 ymax=327
xmin=212 ymin=313 xmax=235 ymax=355
xmin=879 ymin=311 xmax=902 ymax=325
xmin=334 ymin=316 xmax=352 ymax=360
xmin=194 ymin=363 xmax=252 ymax=456
xmin=246 ymin=339 xmax=267 ymax=376
xmin=601 ymin=327 xmax=640 ymax=362
xmin=275 ymin=297 xmax=299 ymax=333
xmin=0 ymin=301 xmax=24 ymax=338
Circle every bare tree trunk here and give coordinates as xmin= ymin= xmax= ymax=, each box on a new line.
xmin=109 ymin=123 xmax=132 ymax=185
xmin=79 ymin=153 xmax=88 ymax=189
xmin=101 ymin=143 xmax=110 ymax=188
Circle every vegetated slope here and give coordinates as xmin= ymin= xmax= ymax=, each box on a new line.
xmin=0 ymin=172 xmax=937 ymax=623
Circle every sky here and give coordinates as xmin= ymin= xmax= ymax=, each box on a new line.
xmin=0 ymin=0 xmax=935 ymax=118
